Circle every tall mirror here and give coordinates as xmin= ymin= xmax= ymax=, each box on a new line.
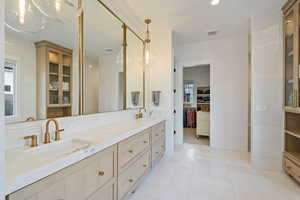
xmin=126 ymin=29 xmax=145 ymax=109
xmin=82 ymin=0 xmax=125 ymax=114
xmin=4 ymin=0 xmax=80 ymax=123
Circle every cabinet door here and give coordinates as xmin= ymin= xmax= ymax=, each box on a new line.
xmin=87 ymin=184 xmax=116 ymax=200
xmin=65 ymin=169 xmax=86 ymax=200
xmin=37 ymin=179 xmax=65 ymax=200
xmin=84 ymin=157 xmax=100 ymax=197
xmin=98 ymin=148 xmax=115 ymax=186
xmin=285 ymin=8 xmax=296 ymax=107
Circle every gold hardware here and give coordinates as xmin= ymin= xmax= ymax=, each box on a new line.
xmin=98 ymin=171 xmax=105 ymax=176
xmin=44 ymin=119 xmax=64 ymax=144
xmin=144 ymin=19 xmax=152 ymax=44
xmin=129 ymin=150 xmax=133 ymax=153
xmin=135 ymin=108 xmax=144 ymax=119
xmin=296 ymin=90 xmax=298 ymax=106
xmin=156 ymin=152 xmax=159 ymax=154
xmin=143 ymin=141 xmax=147 ymax=144
xmin=25 ymin=117 xmax=35 ymax=122
xmin=24 ymin=135 xmax=38 ymax=147
xmin=129 ymin=179 xmax=134 ymax=183
xmin=155 ymin=134 xmax=159 ymax=136
xmin=143 ymin=164 xmax=147 ymax=168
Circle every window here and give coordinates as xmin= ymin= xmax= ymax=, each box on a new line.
xmin=4 ymin=59 xmax=16 ymax=117
xmin=184 ymin=81 xmax=194 ymax=103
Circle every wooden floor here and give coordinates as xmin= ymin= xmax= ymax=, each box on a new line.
xmin=183 ymin=128 xmax=209 ymax=146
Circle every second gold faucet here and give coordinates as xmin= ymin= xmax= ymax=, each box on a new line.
xmin=44 ymin=118 xmax=64 ymax=144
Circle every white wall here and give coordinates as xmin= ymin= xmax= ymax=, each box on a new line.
xmin=183 ymin=65 xmax=210 ymax=106
xmin=98 ymin=52 xmax=123 ymax=112
xmin=250 ymin=11 xmax=283 ymax=170
xmin=84 ymin=56 xmax=99 ymax=114
xmin=126 ymin=31 xmax=144 ymax=108
xmin=5 ymin=34 xmax=36 ymax=122
xmin=177 ymin=33 xmax=249 ymax=152
xmin=0 ymin=0 xmax=5 ymax=198
xmin=148 ymin=27 xmax=174 ymax=153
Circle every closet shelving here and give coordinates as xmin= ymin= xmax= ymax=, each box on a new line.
xmin=282 ymin=0 xmax=300 ymax=183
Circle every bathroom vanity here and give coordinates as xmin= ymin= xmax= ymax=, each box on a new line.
xmin=6 ymin=119 xmax=166 ymax=200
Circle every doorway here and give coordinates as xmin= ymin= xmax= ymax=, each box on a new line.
xmin=174 ymin=61 xmax=213 ymax=147
xmin=183 ymin=65 xmax=210 ymax=146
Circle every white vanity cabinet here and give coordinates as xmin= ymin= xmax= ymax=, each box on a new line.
xmin=151 ymin=122 xmax=166 ymax=166
xmin=8 ymin=145 xmax=118 ymax=200
xmin=7 ymin=121 xmax=166 ymax=200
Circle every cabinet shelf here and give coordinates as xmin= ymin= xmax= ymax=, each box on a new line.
xmin=285 ymin=130 xmax=300 ymax=139
xmin=48 ymin=104 xmax=71 ymax=108
xmin=49 ymin=89 xmax=59 ymax=92
xmin=285 ymin=151 xmax=300 ymax=164
xmin=285 ymin=106 xmax=300 ymax=114
xmin=49 ymin=72 xmax=59 ymax=76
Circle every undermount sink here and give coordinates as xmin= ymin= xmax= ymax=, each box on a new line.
xmin=25 ymin=139 xmax=93 ymax=158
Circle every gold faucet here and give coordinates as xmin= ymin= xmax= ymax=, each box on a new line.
xmin=135 ymin=108 xmax=146 ymax=119
xmin=44 ymin=119 xmax=64 ymax=144
xmin=24 ymin=135 xmax=38 ymax=147
xmin=25 ymin=117 xmax=35 ymax=122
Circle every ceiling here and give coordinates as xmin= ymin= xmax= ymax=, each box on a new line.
xmin=122 ymin=0 xmax=285 ymax=44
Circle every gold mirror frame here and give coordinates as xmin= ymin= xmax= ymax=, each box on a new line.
xmin=78 ymin=0 xmax=145 ymax=115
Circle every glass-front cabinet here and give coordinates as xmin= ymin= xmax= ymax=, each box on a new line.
xmin=284 ymin=1 xmax=300 ymax=109
xmin=282 ymin=0 xmax=300 ymax=185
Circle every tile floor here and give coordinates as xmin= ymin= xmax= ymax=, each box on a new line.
xmin=129 ymin=144 xmax=300 ymax=200
xmin=184 ymin=128 xmax=210 ymax=146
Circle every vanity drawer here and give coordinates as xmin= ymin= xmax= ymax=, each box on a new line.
xmin=118 ymin=129 xmax=150 ymax=172
xmin=152 ymin=136 xmax=165 ymax=165
xmin=118 ymin=150 xmax=151 ymax=200
xmin=151 ymin=122 xmax=165 ymax=144
xmin=284 ymin=157 xmax=300 ymax=183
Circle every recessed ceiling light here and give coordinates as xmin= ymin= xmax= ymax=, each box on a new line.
xmin=211 ymin=0 xmax=220 ymax=6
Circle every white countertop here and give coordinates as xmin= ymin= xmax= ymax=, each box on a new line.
xmin=5 ymin=117 xmax=165 ymax=195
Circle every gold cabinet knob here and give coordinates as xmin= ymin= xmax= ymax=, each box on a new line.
xmin=129 ymin=179 xmax=134 ymax=183
xmin=129 ymin=150 xmax=133 ymax=153
xmin=143 ymin=164 xmax=147 ymax=168
xmin=98 ymin=171 xmax=105 ymax=176
xmin=143 ymin=141 xmax=148 ymax=144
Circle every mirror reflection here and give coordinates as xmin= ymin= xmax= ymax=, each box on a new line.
xmin=82 ymin=0 xmax=125 ymax=114
xmin=4 ymin=0 xmax=79 ymax=123
xmin=126 ymin=30 xmax=144 ymax=109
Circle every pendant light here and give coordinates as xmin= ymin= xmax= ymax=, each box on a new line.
xmin=144 ymin=19 xmax=152 ymax=65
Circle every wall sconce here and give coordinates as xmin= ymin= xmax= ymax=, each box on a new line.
xmin=152 ymin=91 xmax=161 ymax=106
xmin=144 ymin=19 xmax=151 ymax=65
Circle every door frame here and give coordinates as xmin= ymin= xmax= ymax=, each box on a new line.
xmin=174 ymin=60 xmax=215 ymax=146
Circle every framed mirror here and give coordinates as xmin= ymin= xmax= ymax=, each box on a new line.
xmin=4 ymin=0 xmax=146 ymax=124
xmin=4 ymin=0 xmax=80 ymax=123
xmin=81 ymin=0 xmax=125 ymax=114
xmin=126 ymin=29 xmax=145 ymax=109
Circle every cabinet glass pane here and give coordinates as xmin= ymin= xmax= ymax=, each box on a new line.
xmin=285 ymin=12 xmax=294 ymax=107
